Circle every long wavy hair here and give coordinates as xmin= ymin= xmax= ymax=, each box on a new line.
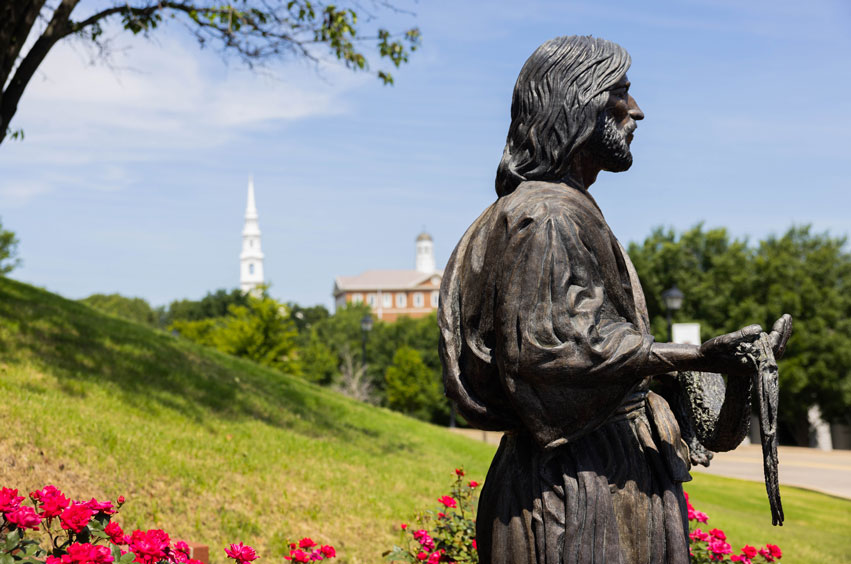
xmin=495 ymin=36 xmax=631 ymax=197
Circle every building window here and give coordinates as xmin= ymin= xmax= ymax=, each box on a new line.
xmin=396 ymin=293 xmax=407 ymax=307
xmin=249 ymin=240 xmax=253 ymax=247
xmin=351 ymin=293 xmax=363 ymax=304
xmin=367 ymin=294 xmax=377 ymax=307
xmin=382 ymin=293 xmax=393 ymax=308
xmin=413 ymin=292 xmax=424 ymax=307
xmin=430 ymin=291 xmax=439 ymax=307
xmin=249 ymin=263 xmax=254 ymax=275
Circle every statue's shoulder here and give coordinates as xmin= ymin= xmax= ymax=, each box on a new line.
xmin=498 ymin=181 xmax=594 ymax=224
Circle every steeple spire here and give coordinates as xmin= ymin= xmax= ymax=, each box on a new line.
xmin=240 ymin=176 xmax=265 ymax=294
xmin=245 ymin=175 xmax=258 ymax=219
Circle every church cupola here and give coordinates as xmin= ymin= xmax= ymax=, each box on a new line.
xmin=240 ymin=176 xmax=265 ymax=293
xmin=415 ymin=230 xmax=435 ymax=273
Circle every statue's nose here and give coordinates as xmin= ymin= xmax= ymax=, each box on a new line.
xmin=628 ymin=95 xmax=644 ymax=121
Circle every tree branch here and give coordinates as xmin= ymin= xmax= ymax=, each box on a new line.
xmin=0 ymin=0 xmax=48 ymax=88
xmin=1 ymin=0 xmax=78 ymax=143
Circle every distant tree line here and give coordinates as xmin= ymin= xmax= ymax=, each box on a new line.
xmin=629 ymin=224 xmax=851 ymax=445
xmin=75 ymin=224 xmax=851 ymax=442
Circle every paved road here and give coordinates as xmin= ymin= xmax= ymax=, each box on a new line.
xmin=449 ymin=429 xmax=851 ymax=500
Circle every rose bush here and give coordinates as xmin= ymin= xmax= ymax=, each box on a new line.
xmin=0 ymin=485 xmax=335 ymax=564
xmin=384 ymin=468 xmax=478 ymax=563
xmin=686 ymin=492 xmax=783 ymax=563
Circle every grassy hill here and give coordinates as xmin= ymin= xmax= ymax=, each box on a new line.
xmin=0 ymin=277 xmax=848 ymax=563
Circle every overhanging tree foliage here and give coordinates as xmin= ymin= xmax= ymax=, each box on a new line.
xmin=0 ymin=0 xmax=421 ymax=144
xmin=628 ymin=224 xmax=851 ymax=444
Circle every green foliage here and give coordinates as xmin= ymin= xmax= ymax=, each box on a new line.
xmin=171 ymin=291 xmax=299 ymax=373
xmin=384 ymin=346 xmax=440 ymax=421
xmin=628 ymin=224 xmax=851 ymax=438
xmin=79 ymin=293 xmax=159 ymax=327
xmin=163 ymin=288 xmax=250 ymax=326
xmin=0 ymin=217 xmax=20 ymax=275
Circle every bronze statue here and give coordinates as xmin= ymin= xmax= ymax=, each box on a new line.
xmin=438 ymin=36 xmax=792 ymax=564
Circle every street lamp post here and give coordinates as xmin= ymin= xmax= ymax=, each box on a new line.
xmin=360 ymin=314 xmax=373 ymax=372
xmin=661 ymin=284 xmax=684 ymax=342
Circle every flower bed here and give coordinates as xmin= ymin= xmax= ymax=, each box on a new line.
xmin=1 ymin=480 xmax=781 ymax=564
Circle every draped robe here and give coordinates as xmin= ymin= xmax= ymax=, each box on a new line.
xmin=438 ymin=181 xmax=692 ymax=563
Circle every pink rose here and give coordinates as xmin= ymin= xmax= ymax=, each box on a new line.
xmin=298 ymin=538 xmax=316 ymax=549
xmin=741 ymin=545 xmax=757 ymax=558
xmin=83 ymin=498 xmax=116 ymax=515
xmin=128 ymin=529 xmax=170 ymax=564
xmin=437 ymin=496 xmax=457 ymax=509
xmin=284 ymin=550 xmax=310 ymax=563
xmin=64 ymin=543 xmax=114 ymax=564
xmin=0 ymin=487 xmax=24 ymax=513
xmin=6 ymin=506 xmax=43 ymax=530
xmin=105 ymin=522 xmax=126 ymax=545
xmin=416 ymin=552 xmax=428 ymax=561
xmin=319 ymin=546 xmax=335 ymax=559
xmin=766 ymin=544 xmax=782 ymax=558
xmin=468 ymin=481 xmax=479 ymax=488
xmin=60 ymin=503 xmax=95 ymax=533
xmin=31 ymin=485 xmax=70 ymax=518
xmin=224 ymin=543 xmax=257 ymax=564
xmin=709 ymin=528 xmax=726 ymax=541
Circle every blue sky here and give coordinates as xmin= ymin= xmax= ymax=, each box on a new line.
xmin=1 ymin=0 xmax=849 ymax=309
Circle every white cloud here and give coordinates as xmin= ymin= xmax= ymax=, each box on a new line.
xmin=13 ymin=28 xmax=366 ymax=150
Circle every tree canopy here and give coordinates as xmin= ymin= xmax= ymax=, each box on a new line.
xmin=628 ymin=224 xmax=851 ymax=443
xmin=1 ymin=0 xmax=421 ymax=144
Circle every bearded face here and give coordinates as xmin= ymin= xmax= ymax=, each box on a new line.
xmin=586 ymin=107 xmax=636 ymax=173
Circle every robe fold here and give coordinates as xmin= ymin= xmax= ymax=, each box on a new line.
xmin=438 ymin=181 xmax=691 ymax=563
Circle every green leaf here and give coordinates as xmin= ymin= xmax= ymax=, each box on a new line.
xmin=4 ymin=530 xmax=20 ymax=551
xmin=1 ymin=553 xmax=14 ymax=564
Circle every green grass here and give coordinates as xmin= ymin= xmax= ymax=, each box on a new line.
xmin=0 ymin=278 xmax=494 ymax=563
xmin=0 ymin=277 xmax=848 ymax=563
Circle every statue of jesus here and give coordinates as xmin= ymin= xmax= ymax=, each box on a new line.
xmin=438 ymin=35 xmax=791 ymax=564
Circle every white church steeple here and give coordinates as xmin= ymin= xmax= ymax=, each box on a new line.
xmin=240 ymin=176 xmax=265 ymax=293
xmin=415 ymin=230 xmax=435 ymax=273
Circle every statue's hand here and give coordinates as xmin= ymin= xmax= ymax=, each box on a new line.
xmin=699 ymin=324 xmax=762 ymax=375
xmin=768 ymin=314 xmax=793 ymax=360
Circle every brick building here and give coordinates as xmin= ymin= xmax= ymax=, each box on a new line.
xmin=333 ymin=232 xmax=442 ymax=321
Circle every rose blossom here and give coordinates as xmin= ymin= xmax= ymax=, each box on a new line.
xmin=83 ymin=498 xmax=116 ymax=515
xmin=319 ymin=546 xmax=335 ymax=559
xmin=105 ymin=522 xmax=126 ymax=545
xmin=455 ymin=468 xmax=465 ymax=477
xmin=437 ymin=495 xmax=457 ymax=509
xmin=468 ymin=481 xmax=479 ymax=488
xmin=284 ymin=550 xmax=309 ymax=563
xmin=6 ymin=505 xmax=42 ymax=530
xmin=128 ymin=529 xmax=170 ymax=564
xmin=708 ymin=528 xmax=726 ymax=541
xmin=0 ymin=487 xmax=24 ymax=513
xmin=31 ymin=485 xmax=70 ymax=518
xmin=225 ymin=543 xmax=257 ymax=564
xmin=60 ymin=503 xmax=95 ymax=533
xmin=298 ymin=538 xmax=316 ymax=549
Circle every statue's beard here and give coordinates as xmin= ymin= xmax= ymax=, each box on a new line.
xmin=587 ymin=110 xmax=635 ymax=172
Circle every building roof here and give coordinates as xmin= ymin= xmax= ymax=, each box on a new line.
xmin=416 ymin=231 xmax=433 ymax=242
xmin=334 ymin=269 xmax=442 ymax=294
